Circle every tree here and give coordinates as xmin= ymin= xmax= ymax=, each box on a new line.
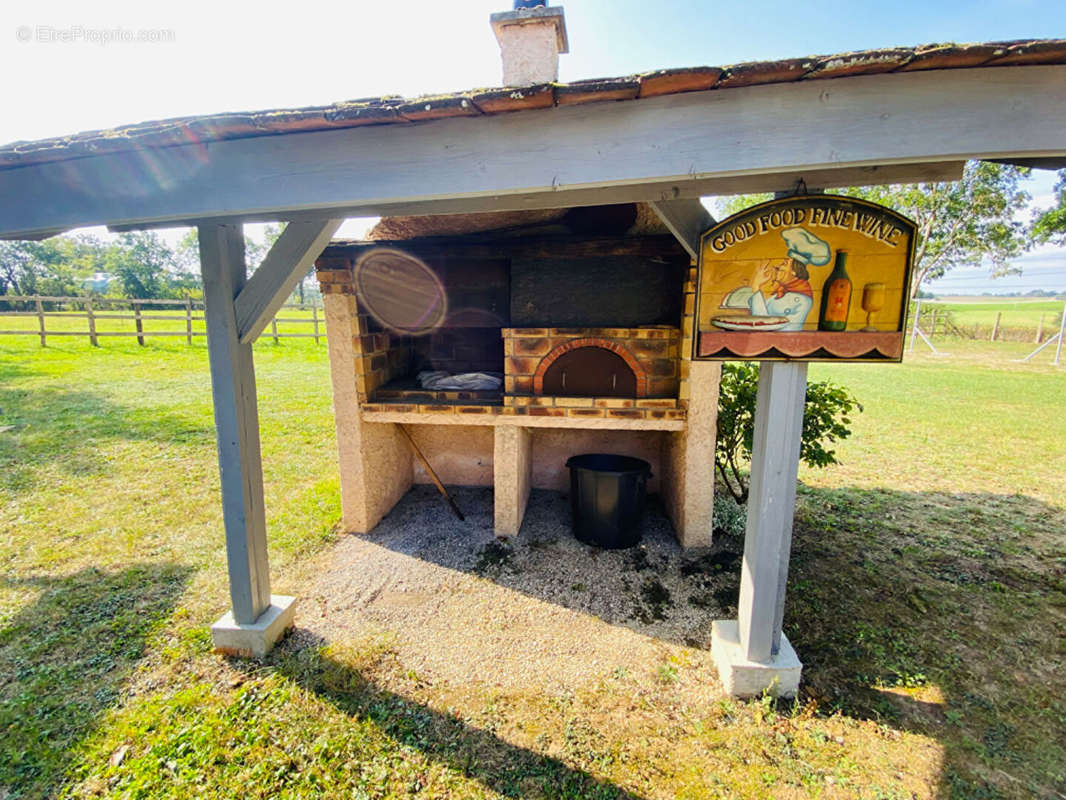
xmin=0 ymin=234 xmax=106 ymax=298
xmin=715 ymin=362 xmax=860 ymax=505
xmin=105 ymin=232 xmax=178 ymax=299
xmin=717 ymin=160 xmax=1033 ymax=297
xmin=1031 ymin=169 xmax=1066 ymax=245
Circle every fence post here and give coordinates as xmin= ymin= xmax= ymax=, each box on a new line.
xmin=312 ymin=305 xmax=320 ymax=344
xmin=929 ymin=308 xmax=938 ymax=339
xmin=271 ymin=317 xmax=279 ymax=345
xmin=86 ymin=297 xmax=99 ymax=347
xmin=35 ymin=296 xmax=46 ymax=347
xmin=185 ymin=296 xmax=193 ymax=345
xmin=990 ymin=312 xmax=1001 ymax=342
xmin=1035 ymin=313 xmax=1045 ymax=344
xmin=134 ymin=300 xmax=145 ymax=346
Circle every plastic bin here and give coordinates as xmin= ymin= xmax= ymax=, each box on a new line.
xmin=565 ymin=453 xmax=652 ymax=549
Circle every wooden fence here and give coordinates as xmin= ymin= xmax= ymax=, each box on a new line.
xmin=916 ymin=304 xmax=1066 ymax=344
xmin=0 ymin=295 xmax=324 ymax=346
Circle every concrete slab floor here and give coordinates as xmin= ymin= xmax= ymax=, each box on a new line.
xmin=295 ymin=486 xmax=745 ymax=694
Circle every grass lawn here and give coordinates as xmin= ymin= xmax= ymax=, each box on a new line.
xmin=1 ymin=334 xmax=1064 ymax=799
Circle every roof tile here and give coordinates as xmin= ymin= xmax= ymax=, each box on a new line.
xmin=716 ymin=56 xmax=819 ymax=89
xmin=397 ymin=94 xmax=481 ymax=122
xmin=986 ymin=38 xmax=1066 ymax=66
xmin=804 ymin=47 xmax=914 ymax=79
xmin=556 ymin=76 xmax=640 ymax=105
xmin=637 ymin=66 xmax=722 ymax=98
xmin=897 ymin=42 xmax=1005 ymax=71
xmin=470 ymin=84 xmax=555 ymax=113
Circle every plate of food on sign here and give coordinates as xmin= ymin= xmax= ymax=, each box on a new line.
xmin=710 ymin=313 xmax=791 ymax=332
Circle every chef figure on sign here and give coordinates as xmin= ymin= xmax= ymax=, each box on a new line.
xmin=747 ymin=227 xmax=831 ymax=331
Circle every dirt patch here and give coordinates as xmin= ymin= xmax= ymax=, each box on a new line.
xmin=299 ymin=487 xmax=742 ymax=693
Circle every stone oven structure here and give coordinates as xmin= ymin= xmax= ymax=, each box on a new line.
xmin=315 ymin=203 xmax=719 ymax=546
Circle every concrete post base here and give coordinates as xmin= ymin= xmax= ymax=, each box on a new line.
xmin=711 ymin=619 xmax=802 ymax=698
xmin=211 ymin=595 xmax=296 ymax=658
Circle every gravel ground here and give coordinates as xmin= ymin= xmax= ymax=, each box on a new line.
xmin=300 ymin=486 xmax=742 ymax=693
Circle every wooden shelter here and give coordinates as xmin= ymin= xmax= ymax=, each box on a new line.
xmin=2 ymin=32 xmax=1064 ymax=691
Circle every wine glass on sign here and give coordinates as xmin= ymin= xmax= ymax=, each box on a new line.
xmin=861 ymin=282 xmax=885 ymax=331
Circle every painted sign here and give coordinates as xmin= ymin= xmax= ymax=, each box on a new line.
xmin=694 ymin=195 xmax=916 ymax=362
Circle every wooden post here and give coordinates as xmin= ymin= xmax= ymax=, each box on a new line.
xmin=35 ymin=296 xmax=46 ymax=347
xmin=1035 ymin=313 xmax=1045 ymax=343
xmin=928 ymin=308 xmax=938 ymax=339
xmin=991 ymin=312 xmax=1001 ymax=342
xmin=737 ymin=361 xmax=808 ymax=661
xmin=271 ymin=316 xmax=279 ymax=345
xmin=86 ymin=297 xmax=98 ymax=347
xmin=312 ymin=305 xmax=320 ymax=344
xmin=134 ymin=301 xmax=145 ymax=346
xmin=185 ymin=295 xmax=194 ymax=345
xmin=198 ymin=223 xmax=272 ymax=625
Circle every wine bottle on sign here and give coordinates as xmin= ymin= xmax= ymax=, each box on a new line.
xmin=819 ymin=250 xmax=852 ymax=331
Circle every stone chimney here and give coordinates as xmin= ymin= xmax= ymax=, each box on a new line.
xmin=490 ymin=2 xmax=569 ymax=86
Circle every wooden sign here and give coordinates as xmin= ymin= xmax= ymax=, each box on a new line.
xmin=694 ymin=195 xmax=916 ymax=362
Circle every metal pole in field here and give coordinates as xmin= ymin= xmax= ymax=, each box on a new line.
xmin=1022 ymin=300 xmax=1066 ymax=363
xmin=1035 ymin=313 xmax=1045 ymax=343
xmin=929 ymin=308 xmax=938 ymax=339
xmin=134 ymin=301 xmax=145 ymax=346
xmin=1055 ymin=301 xmax=1065 ymax=366
xmin=312 ymin=305 xmax=319 ymax=344
xmin=991 ymin=312 xmax=1001 ymax=342
xmin=86 ymin=297 xmax=98 ymax=347
xmin=185 ymin=295 xmax=193 ymax=345
xmin=271 ymin=317 xmax=279 ymax=344
xmin=35 ymin=296 xmax=46 ymax=347
xmin=909 ymin=299 xmax=921 ymax=351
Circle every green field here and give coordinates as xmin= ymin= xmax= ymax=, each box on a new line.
xmin=926 ymin=297 xmax=1065 ymax=335
xmin=1 ymin=335 xmax=1064 ymax=798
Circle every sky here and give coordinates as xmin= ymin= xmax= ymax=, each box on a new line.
xmin=1 ymin=0 xmax=1064 ymax=293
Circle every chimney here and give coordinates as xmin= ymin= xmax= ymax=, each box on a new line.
xmin=490 ymin=2 xmax=569 ymax=86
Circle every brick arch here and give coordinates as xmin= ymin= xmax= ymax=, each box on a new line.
xmin=533 ymin=338 xmax=647 ymax=397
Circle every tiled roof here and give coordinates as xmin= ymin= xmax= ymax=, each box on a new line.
xmin=1 ymin=39 xmax=1063 ymax=171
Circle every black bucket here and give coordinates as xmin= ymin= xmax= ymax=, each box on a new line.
xmin=565 ymin=453 xmax=652 ymax=550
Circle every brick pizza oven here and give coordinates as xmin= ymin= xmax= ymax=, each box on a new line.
xmin=314 ymin=202 xmax=720 ymax=547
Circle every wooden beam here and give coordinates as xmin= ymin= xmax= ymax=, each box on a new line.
xmin=650 ymin=199 xmax=715 ymax=260
xmin=199 ymin=223 xmax=272 ymax=625
xmin=99 ymin=162 xmax=965 ymax=236
xmin=323 ymin=233 xmax=689 ymax=262
xmin=737 ymin=361 xmax=807 ymax=661
xmin=234 ymin=219 xmax=341 ymax=344
xmin=2 ymin=65 xmax=1060 ymax=238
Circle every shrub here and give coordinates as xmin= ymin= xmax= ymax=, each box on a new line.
xmin=715 ymin=362 xmax=861 ymax=504
xmin=712 ymin=493 xmax=747 ymax=538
